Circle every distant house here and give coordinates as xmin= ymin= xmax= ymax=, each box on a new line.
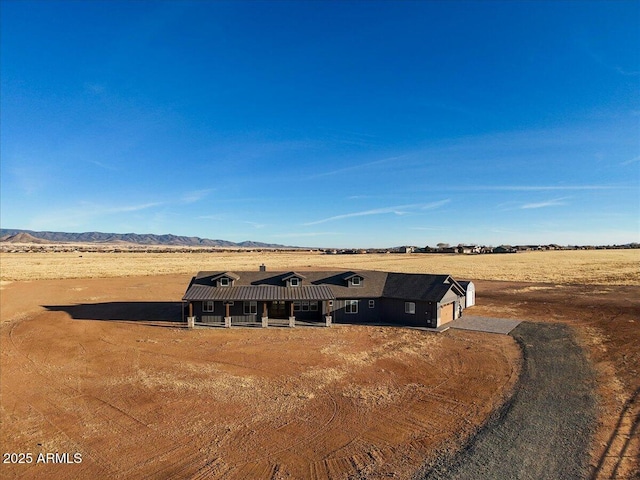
xmin=457 ymin=245 xmax=480 ymax=254
xmin=493 ymin=245 xmax=517 ymax=254
xmin=182 ymin=268 xmax=468 ymax=329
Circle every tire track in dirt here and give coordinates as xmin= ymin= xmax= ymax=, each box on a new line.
xmin=4 ymin=314 xmax=215 ymax=479
xmin=418 ymin=322 xmax=598 ymax=480
xmin=592 ymin=386 xmax=640 ymax=479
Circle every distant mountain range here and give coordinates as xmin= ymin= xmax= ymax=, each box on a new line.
xmin=0 ymin=229 xmax=294 ymax=248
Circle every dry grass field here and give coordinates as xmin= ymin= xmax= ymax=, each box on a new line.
xmin=1 ymin=248 xmax=639 ymax=285
xmin=1 ymin=248 xmax=638 ymax=478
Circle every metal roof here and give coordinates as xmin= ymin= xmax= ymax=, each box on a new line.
xmin=183 ymin=284 xmax=335 ymax=301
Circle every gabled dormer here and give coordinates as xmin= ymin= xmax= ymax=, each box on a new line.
xmin=282 ymin=272 xmax=306 ymax=287
xmin=211 ymin=272 xmax=240 ymax=287
xmin=343 ymin=272 xmax=365 ymax=287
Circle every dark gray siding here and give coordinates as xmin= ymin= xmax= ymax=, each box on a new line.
xmin=332 ymin=299 xmax=381 ymax=323
xmin=379 ymin=298 xmax=436 ymax=327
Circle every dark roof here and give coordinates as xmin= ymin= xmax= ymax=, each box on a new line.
xmin=184 ymin=270 xmax=462 ymax=302
xmin=183 ymin=285 xmax=335 ymax=301
xmin=382 ymin=273 xmax=465 ymax=302
xmin=282 ymin=272 xmax=306 ymax=280
xmin=210 ymin=272 xmax=240 ymax=281
xmin=458 ymin=280 xmax=474 ymax=289
xmin=342 ymin=271 xmax=365 ymax=280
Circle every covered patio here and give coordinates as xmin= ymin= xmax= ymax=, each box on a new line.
xmin=182 ymin=284 xmax=335 ymax=328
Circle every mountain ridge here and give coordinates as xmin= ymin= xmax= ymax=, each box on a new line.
xmin=0 ymin=229 xmax=295 ymax=248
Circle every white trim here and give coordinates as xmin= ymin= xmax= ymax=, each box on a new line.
xmin=405 ymin=302 xmax=416 ymax=314
xmin=346 ymin=300 xmax=358 ymax=314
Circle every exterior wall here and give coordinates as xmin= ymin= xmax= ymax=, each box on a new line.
xmin=332 ymin=298 xmax=381 ymax=323
xmin=293 ymin=301 xmax=324 ymax=321
xmin=192 ymin=300 xmax=258 ymax=322
xmin=191 ymin=300 xmax=329 ymax=323
xmin=187 ymin=292 xmax=464 ymax=329
xmin=379 ymin=298 xmax=436 ymax=327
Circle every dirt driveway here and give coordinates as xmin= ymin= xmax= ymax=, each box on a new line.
xmin=419 ymin=321 xmax=597 ymax=479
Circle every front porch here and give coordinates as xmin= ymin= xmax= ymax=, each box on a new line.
xmin=185 ymin=297 xmax=334 ymax=328
xmin=183 ymin=283 xmax=335 ymax=328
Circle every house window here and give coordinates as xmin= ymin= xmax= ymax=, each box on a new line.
xmin=290 ymin=278 xmax=300 ymax=287
xmin=203 ymin=301 xmax=215 ymax=312
xmin=405 ymin=302 xmax=416 ymax=314
xmin=351 ymin=277 xmax=361 ymax=286
xmin=244 ymin=301 xmax=257 ymax=315
xmin=293 ymin=301 xmax=301 ymax=312
xmin=302 ymin=301 xmax=310 ymax=311
xmin=220 ymin=277 xmax=230 ymax=287
xmin=369 ymin=300 xmax=375 ymax=308
xmin=310 ymin=301 xmax=318 ymax=311
xmin=345 ymin=300 xmax=358 ymax=314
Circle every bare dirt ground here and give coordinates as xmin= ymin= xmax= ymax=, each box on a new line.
xmin=1 ymin=250 xmax=638 ymax=479
xmin=0 ymin=275 xmax=520 ymax=479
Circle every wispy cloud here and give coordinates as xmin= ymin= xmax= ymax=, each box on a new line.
xmin=303 ymin=200 xmax=449 ymax=226
xmin=447 ymin=185 xmax=623 ymax=192
xmin=181 ymin=189 xmax=213 ymax=204
xmin=621 ymin=156 xmax=640 ymax=166
xmin=420 ymin=199 xmax=451 ymax=210
xmin=108 ymin=202 xmax=164 ymax=213
xmin=29 ymin=201 xmax=164 ymax=230
xmin=198 ymin=214 xmax=225 ymax=221
xmin=244 ymin=221 xmax=266 ymax=229
xmin=521 ymin=197 xmax=570 ymax=209
xmin=271 ymin=232 xmax=341 ymax=238
xmin=410 ymin=226 xmax=445 ymax=231
xmin=308 ymin=155 xmax=408 ymax=179
xmin=84 ymin=158 xmax=118 ymax=171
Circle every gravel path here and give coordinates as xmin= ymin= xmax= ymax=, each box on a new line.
xmin=418 ymin=322 xmax=597 ymax=480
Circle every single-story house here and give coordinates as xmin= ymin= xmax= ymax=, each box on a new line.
xmin=182 ymin=267 xmax=471 ymax=329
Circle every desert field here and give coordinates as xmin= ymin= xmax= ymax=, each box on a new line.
xmin=1 ymin=249 xmax=638 ymax=479
xmin=1 ymin=248 xmax=639 ymax=285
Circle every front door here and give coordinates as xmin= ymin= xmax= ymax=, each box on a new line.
xmin=269 ymin=301 xmax=287 ymax=318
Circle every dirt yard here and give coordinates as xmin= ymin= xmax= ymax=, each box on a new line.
xmin=1 ymin=250 xmax=638 ymax=479
xmin=0 ymin=274 xmax=520 ymax=479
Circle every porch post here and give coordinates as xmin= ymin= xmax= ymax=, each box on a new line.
xmin=224 ymin=302 xmax=231 ymax=328
xmin=324 ymin=300 xmax=332 ymax=327
xmin=187 ymin=301 xmax=195 ymax=329
xmin=289 ymin=301 xmax=295 ymax=328
xmin=261 ymin=301 xmax=268 ymax=328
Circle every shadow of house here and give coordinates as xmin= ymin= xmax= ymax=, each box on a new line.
xmin=44 ymin=302 xmax=184 ymax=328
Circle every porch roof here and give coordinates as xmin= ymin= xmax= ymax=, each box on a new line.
xmin=183 ymin=284 xmax=336 ymax=302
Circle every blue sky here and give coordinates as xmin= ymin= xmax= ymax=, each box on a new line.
xmin=1 ymin=0 xmax=638 ymax=248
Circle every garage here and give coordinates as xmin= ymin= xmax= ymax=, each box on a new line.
xmin=440 ymin=302 xmax=455 ymax=325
